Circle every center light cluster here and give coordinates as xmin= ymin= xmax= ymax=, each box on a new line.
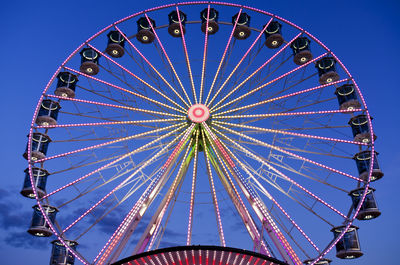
xmin=187 ymin=104 xmax=210 ymax=123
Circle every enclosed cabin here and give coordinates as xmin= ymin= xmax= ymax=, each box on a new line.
xmin=36 ymin=99 xmax=61 ymax=126
xmin=316 ymin=57 xmax=340 ymax=85
xmin=106 ymin=30 xmax=125 ymax=58
xmin=50 ymin=240 xmax=78 ymax=265
xmin=264 ymin=21 xmax=284 ymax=48
xmin=136 ymin=17 xmax=156 ymax=44
xmin=349 ymin=114 xmax=376 ymax=143
xmin=349 ymin=187 xmax=381 ymax=220
xmin=331 ymin=225 xmax=363 ymax=259
xmin=28 ymin=204 xmax=58 ymax=237
xmin=232 ymin=12 xmax=251 ymax=40
xmin=79 ymin=47 xmax=100 ymax=76
xmin=200 ymin=8 xmax=219 ymax=34
xmin=168 ymin=10 xmax=187 ymax=37
xmin=290 ymin=37 xmax=312 ymax=65
xmin=23 ymin=133 xmax=51 ymax=161
xmin=303 ymin=258 xmax=331 ymax=265
xmin=21 ymin=167 xmax=49 ymax=199
xmin=335 ymin=84 xmax=361 ymax=111
xmin=55 ymin=72 xmax=78 ymax=98
xmin=354 ymin=150 xmax=383 ymax=182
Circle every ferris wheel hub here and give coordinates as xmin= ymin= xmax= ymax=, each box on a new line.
xmin=188 ymin=104 xmax=210 ymax=123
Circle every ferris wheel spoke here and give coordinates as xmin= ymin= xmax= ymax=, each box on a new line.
xmin=94 ymin=124 xmax=195 ymax=265
xmin=213 ymin=123 xmax=361 ymax=182
xmin=86 ymin=44 xmax=186 ymax=112
xmin=216 ymin=78 xmax=349 ymax=116
xmin=41 ymin=124 xmax=187 ymax=200
xmin=35 ymin=122 xmax=184 ymax=164
xmin=213 ymin=108 xmax=364 ymax=121
xmin=175 ymin=6 xmax=197 ymax=104
xmin=186 ymin=130 xmax=199 ymax=245
xmin=144 ymin=13 xmax=193 ymax=106
xmin=202 ymin=122 xmax=301 ymax=265
xmin=210 ymin=31 xmax=302 ymax=113
xmin=200 ymin=128 xmax=226 ymax=247
xmin=207 ymin=16 xmax=274 ymax=108
xmin=56 ymin=149 xmax=168 ymax=210
xmin=45 ymin=94 xmax=184 ymax=118
xmin=236 ymin=156 xmax=337 ymax=226
xmin=212 ymin=120 xmax=367 ymax=147
xmin=204 ymin=8 xmax=243 ymax=106
xmin=36 ymin=118 xmax=184 ymax=130
xmin=113 ymin=26 xmax=191 ymax=109
xmin=213 ymin=128 xmax=349 ymax=220
xmin=221 ymin=142 xmax=320 ymax=253
xmin=203 ymin=131 xmax=272 ymax=256
xmin=62 ymin=124 xmax=194 ymax=235
xmin=211 ymin=52 xmax=329 ymax=114
xmin=132 ymin=137 xmax=195 ymax=256
xmin=199 ymin=5 xmax=211 ymax=104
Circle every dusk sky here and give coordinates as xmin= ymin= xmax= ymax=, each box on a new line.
xmin=1 ymin=0 xmax=399 ymax=264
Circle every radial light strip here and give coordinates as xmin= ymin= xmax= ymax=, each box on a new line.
xmin=211 ymin=53 xmax=328 ymax=113
xmin=222 ymin=140 xmax=320 ymax=253
xmin=145 ymin=13 xmax=193 ymax=106
xmin=114 ymin=26 xmax=191 ymax=109
xmin=62 ymin=125 xmax=191 ymax=234
xmin=36 ymin=118 xmax=185 ymax=129
xmin=207 ymin=17 xmax=274 ymax=108
xmin=214 ymin=128 xmax=348 ymax=219
xmin=202 ymin=126 xmax=272 ymax=257
xmin=176 ymin=6 xmax=198 ymax=104
xmin=88 ymin=44 xmax=186 ymax=112
xmin=213 ymin=123 xmax=362 ymax=182
xmin=64 ymin=66 xmax=185 ymax=114
xmin=204 ymin=8 xmax=243 ymax=106
xmin=201 ymin=128 xmax=226 ymax=246
xmin=35 ymin=123 xmax=184 ymax=163
xmin=46 ymin=94 xmax=184 ymax=118
xmin=199 ymin=5 xmax=211 ymax=104
xmin=42 ymin=124 xmax=187 ymax=200
xmin=202 ymin=122 xmax=297 ymax=264
xmin=95 ymin=124 xmax=195 ymax=265
xmin=215 ymin=78 xmax=349 ymax=116
xmin=210 ymin=31 xmax=302 ymax=113
xmin=213 ymin=120 xmax=367 ymax=146
xmin=187 ymin=130 xmax=199 ymax=245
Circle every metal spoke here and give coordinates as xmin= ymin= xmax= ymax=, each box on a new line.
xmin=200 ymin=128 xmax=226 ymax=246
xmin=213 ymin=127 xmax=348 ymax=220
xmin=35 ymin=123 xmax=184 ymax=163
xmin=199 ymin=5 xmax=211 ymax=104
xmin=204 ymin=8 xmax=243 ymax=106
xmin=215 ymin=78 xmax=349 ymax=116
xmin=114 ymin=26 xmax=191 ymax=109
xmin=87 ymin=44 xmax=186 ymax=112
xmin=207 ymin=16 xmax=274 ymax=108
xmin=94 ymin=123 xmax=195 ymax=265
xmin=41 ymin=124 xmax=187 ymax=200
xmin=144 ymin=13 xmax=193 ymax=106
xmin=46 ymin=94 xmax=184 ymax=118
xmin=211 ymin=53 xmax=328 ymax=114
xmin=212 ymin=120 xmax=367 ymax=146
xmin=213 ymin=122 xmax=362 ymax=182
xmin=187 ymin=129 xmax=199 ymax=245
xmin=210 ymin=31 xmax=301 ymax=112
xmin=176 ymin=6 xmax=197 ymax=104
xmin=64 ymin=66 xmax=185 ymax=114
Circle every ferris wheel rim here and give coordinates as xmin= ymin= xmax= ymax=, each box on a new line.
xmin=25 ymin=2 xmax=377 ymax=265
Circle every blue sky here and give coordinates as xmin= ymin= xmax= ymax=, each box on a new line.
xmin=1 ymin=0 xmax=399 ymax=264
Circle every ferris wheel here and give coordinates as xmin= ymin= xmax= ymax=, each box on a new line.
xmin=21 ymin=2 xmax=383 ymax=265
